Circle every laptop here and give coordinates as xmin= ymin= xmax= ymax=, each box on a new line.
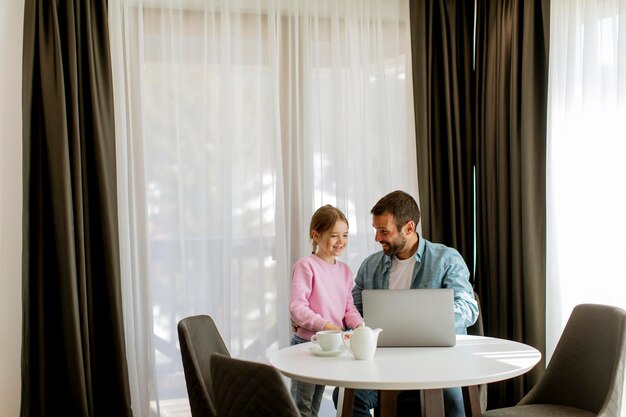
xmin=362 ymin=288 xmax=456 ymax=347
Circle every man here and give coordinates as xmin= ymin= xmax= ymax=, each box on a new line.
xmin=334 ymin=190 xmax=478 ymax=417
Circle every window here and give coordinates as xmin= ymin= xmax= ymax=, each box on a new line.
xmin=109 ymin=1 xmax=416 ymax=414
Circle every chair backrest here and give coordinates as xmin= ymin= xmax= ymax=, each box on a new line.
xmin=178 ymin=315 xmax=230 ymax=417
xmin=466 ymin=291 xmax=487 ymax=412
xmin=520 ymin=303 xmax=626 ymax=415
xmin=467 ymin=291 xmax=484 ymax=337
xmin=210 ymin=353 xmax=301 ymax=417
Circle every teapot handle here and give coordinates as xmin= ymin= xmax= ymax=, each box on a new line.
xmin=342 ymin=330 xmax=353 ymax=351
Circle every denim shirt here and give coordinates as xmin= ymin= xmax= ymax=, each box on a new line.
xmin=353 ymin=234 xmax=479 ymax=332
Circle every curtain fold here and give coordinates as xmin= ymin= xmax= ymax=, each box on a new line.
xmin=21 ymin=1 xmax=132 ymax=416
xmin=474 ymin=0 xmax=549 ymax=409
xmin=410 ymin=0 xmax=475 ymax=273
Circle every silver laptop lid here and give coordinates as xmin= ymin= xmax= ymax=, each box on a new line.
xmin=362 ymin=288 xmax=456 ymax=347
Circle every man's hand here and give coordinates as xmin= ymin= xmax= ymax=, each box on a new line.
xmin=291 ymin=318 xmax=299 ymax=333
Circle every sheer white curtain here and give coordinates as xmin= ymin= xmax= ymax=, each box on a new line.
xmin=547 ymin=0 xmax=626 ymax=366
xmin=108 ymin=0 xmax=416 ymax=415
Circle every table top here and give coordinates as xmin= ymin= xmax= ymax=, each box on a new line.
xmin=269 ymin=335 xmax=541 ymax=390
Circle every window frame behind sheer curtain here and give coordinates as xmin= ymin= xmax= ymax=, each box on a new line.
xmin=547 ymin=0 xmax=626 ymax=379
xmin=108 ymin=1 xmax=416 ymax=415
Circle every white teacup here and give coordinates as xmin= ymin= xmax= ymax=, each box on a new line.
xmin=311 ymin=330 xmax=343 ymax=351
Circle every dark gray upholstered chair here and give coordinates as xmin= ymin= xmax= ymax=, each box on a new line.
xmin=467 ymin=292 xmax=485 ymax=337
xmin=178 ymin=315 xmax=230 ymax=417
xmin=209 ymin=353 xmax=301 ymax=417
xmin=484 ymin=303 xmax=626 ymax=417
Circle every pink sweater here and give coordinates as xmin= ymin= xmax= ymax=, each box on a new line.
xmin=290 ymin=254 xmax=364 ymax=340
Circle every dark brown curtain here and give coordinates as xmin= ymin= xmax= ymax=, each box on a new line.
xmin=410 ymin=0 xmax=475 ymax=273
xmin=474 ymin=0 xmax=549 ymax=409
xmin=21 ymin=1 xmax=132 ymax=416
xmin=410 ymin=0 xmax=550 ymax=410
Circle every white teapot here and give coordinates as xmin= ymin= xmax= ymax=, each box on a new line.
xmin=346 ymin=324 xmax=382 ymax=360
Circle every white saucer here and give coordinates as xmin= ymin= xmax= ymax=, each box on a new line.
xmin=309 ymin=346 xmax=347 ymax=357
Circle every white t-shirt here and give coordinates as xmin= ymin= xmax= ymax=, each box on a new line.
xmin=388 ymin=256 xmax=415 ymax=289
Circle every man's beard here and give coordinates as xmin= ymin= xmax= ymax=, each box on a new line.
xmin=381 ymin=233 xmax=407 ymax=256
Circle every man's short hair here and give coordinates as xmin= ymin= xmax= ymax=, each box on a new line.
xmin=370 ymin=190 xmax=420 ymax=231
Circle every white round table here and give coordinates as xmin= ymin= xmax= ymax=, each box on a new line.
xmin=269 ymin=335 xmax=541 ymax=417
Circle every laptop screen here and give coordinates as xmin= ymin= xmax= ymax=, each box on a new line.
xmin=362 ymin=288 xmax=456 ymax=347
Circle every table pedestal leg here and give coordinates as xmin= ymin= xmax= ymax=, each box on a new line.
xmin=462 ymin=385 xmax=482 ymax=417
xmin=337 ymin=387 xmax=354 ymax=417
xmin=421 ymin=389 xmax=445 ymax=417
xmin=378 ymin=390 xmax=397 ymax=417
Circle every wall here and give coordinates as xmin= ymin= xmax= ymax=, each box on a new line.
xmin=0 ymin=0 xmax=24 ymax=416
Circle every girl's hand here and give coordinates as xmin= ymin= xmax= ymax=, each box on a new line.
xmin=322 ymin=322 xmax=342 ymax=331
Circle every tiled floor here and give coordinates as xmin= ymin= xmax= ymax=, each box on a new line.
xmin=319 ymin=386 xmax=339 ymax=416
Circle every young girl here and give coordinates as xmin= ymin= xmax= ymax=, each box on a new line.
xmin=289 ymin=205 xmax=364 ymax=417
